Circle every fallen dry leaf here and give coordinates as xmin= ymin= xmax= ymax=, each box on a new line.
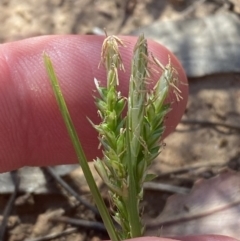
xmin=145 ymin=169 xmax=240 ymax=239
xmin=31 ymin=209 xmax=65 ymax=238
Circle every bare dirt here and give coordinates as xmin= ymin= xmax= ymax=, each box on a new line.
xmin=0 ymin=0 xmax=240 ymax=241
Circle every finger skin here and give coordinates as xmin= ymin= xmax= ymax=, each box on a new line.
xmin=124 ymin=237 xmax=179 ymax=241
xmin=123 ymin=235 xmax=239 ymax=241
xmin=173 ymin=235 xmax=239 ymax=241
xmin=0 ymin=35 xmax=188 ymax=172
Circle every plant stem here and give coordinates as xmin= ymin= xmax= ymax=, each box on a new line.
xmin=126 ymin=126 xmax=142 ymax=237
xmin=44 ymin=34 xmax=183 ymax=241
xmin=125 ymin=34 xmax=148 ymax=237
xmin=44 ymin=54 xmax=119 ymax=241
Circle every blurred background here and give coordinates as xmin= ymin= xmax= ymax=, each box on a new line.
xmin=0 ymin=0 xmax=240 ymax=241
xmin=0 ymin=0 xmax=239 ymax=41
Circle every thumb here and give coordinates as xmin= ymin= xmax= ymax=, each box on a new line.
xmin=122 ymin=235 xmax=239 ymax=241
xmin=0 ymin=35 xmax=188 ymax=172
xmin=173 ymin=235 xmax=240 ymax=241
xmin=124 ymin=238 xmax=179 ymax=241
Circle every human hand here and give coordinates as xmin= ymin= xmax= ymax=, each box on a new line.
xmin=0 ymin=35 xmax=188 ymax=172
xmin=123 ymin=235 xmax=239 ymax=241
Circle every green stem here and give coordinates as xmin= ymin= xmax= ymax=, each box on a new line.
xmin=124 ymin=34 xmax=148 ymax=238
xmin=126 ymin=125 xmax=142 ymax=237
xmin=44 ymin=54 xmax=119 ymax=241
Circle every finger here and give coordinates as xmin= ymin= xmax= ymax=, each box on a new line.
xmin=173 ymin=234 xmax=239 ymax=241
xmin=0 ymin=35 xmax=188 ymax=172
xmin=126 ymin=235 xmax=240 ymax=241
xmin=124 ymin=238 xmax=179 ymax=241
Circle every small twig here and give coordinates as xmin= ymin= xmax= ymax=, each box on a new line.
xmin=125 ymin=0 xmax=137 ymax=14
xmin=158 ymin=161 xmax=227 ymax=178
xmin=181 ymin=119 xmax=240 ymax=132
xmin=25 ymin=227 xmax=78 ymax=241
xmin=0 ymin=171 xmax=19 ymax=240
xmin=170 ymin=174 xmax=197 ymax=183
xmin=50 ymin=216 xmax=107 ymax=232
xmin=179 ymin=0 xmax=208 ymax=19
xmin=118 ymin=0 xmax=137 ymax=31
xmin=144 ymin=182 xmax=190 ymax=194
xmin=45 ymin=167 xmax=99 ymax=215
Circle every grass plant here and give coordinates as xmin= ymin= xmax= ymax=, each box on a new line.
xmin=44 ymin=34 xmax=182 ymax=240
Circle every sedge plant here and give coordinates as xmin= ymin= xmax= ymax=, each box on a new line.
xmin=44 ymin=34 xmax=182 ymax=241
